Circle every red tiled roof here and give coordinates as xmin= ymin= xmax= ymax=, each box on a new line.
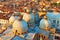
xmin=0 ymin=13 xmax=10 ymax=20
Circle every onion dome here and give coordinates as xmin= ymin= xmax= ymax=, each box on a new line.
xmin=23 ymin=13 xmax=35 ymax=23
xmin=23 ymin=13 xmax=35 ymax=27
xmin=39 ymin=19 xmax=51 ymax=29
xmin=9 ymin=14 xmax=18 ymax=25
xmin=39 ymin=19 xmax=50 ymax=38
xmin=12 ymin=17 xmax=28 ymax=34
xmin=23 ymin=13 xmax=30 ymax=22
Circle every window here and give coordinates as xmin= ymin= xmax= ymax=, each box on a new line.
xmin=57 ymin=20 xmax=59 ymax=24
xmin=51 ymin=24 xmax=55 ymax=28
xmin=51 ymin=19 xmax=54 ymax=27
xmin=53 ymin=20 xmax=56 ymax=23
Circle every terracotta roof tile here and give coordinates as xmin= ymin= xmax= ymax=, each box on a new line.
xmin=0 ymin=13 xmax=10 ymax=20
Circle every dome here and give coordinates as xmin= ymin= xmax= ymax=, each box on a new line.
xmin=39 ymin=19 xmax=51 ymax=29
xmin=23 ymin=13 xmax=30 ymax=22
xmin=23 ymin=13 xmax=35 ymax=27
xmin=9 ymin=15 xmax=18 ymax=25
xmin=12 ymin=20 xmax=28 ymax=34
xmin=23 ymin=13 xmax=35 ymax=23
xmin=9 ymin=15 xmax=15 ymax=25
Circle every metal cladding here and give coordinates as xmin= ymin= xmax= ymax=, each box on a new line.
xmin=12 ymin=19 xmax=28 ymax=35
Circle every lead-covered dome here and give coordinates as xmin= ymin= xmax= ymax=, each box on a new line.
xmin=23 ymin=13 xmax=35 ymax=23
xmin=9 ymin=15 xmax=15 ymax=25
xmin=12 ymin=19 xmax=28 ymax=34
xmin=9 ymin=14 xmax=18 ymax=25
xmin=39 ymin=19 xmax=51 ymax=29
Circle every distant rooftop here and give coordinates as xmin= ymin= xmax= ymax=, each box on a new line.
xmin=0 ymin=13 xmax=11 ymax=20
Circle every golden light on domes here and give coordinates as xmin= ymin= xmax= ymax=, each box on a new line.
xmin=38 ymin=11 xmax=47 ymax=17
